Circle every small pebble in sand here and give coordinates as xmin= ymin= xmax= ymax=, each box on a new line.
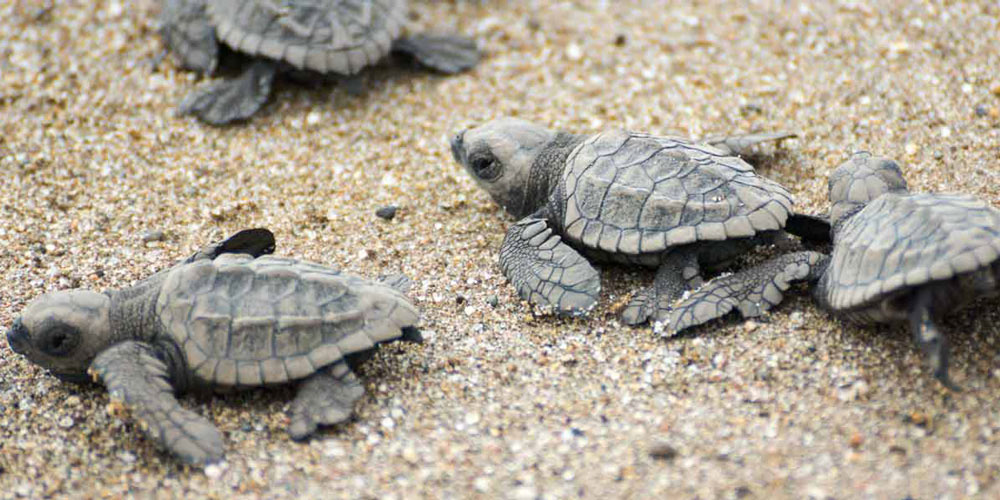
xmin=140 ymin=230 xmax=166 ymax=243
xmin=566 ymin=43 xmax=583 ymax=61
xmin=204 ymin=464 xmax=224 ymax=479
xmin=473 ymin=477 xmax=490 ymax=492
xmin=850 ymin=433 xmax=864 ymax=449
xmin=648 ymin=443 xmax=679 ymax=461
xmin=375 ymin=206 xmax=398 ymax=220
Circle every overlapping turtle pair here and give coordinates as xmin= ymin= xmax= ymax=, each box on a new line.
xmin=451 ymin=118 xmax=1000 ymax=392
xmin=667 ymin=152 xmax=1000 ymax=391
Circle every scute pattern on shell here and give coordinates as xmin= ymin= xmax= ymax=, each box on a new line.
xmin=560 ymin=130 xmax=794 ymax=255
xmin=155 ymin=254 xmax=419 ymax=387
xmin=207 ymin=0 xmax=406 ymax=73
xmin=823 ymin=193 xmax=1000 ymax=310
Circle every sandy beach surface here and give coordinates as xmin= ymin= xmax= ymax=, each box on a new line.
xmin=2 ymin=1 xmax=1000 ymax=498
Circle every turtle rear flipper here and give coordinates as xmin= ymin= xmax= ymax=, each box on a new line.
xmin=178 ymin=60 xmax=277 ymax=125
xmin=621 ymin=248 xmax=702 ymax=326
xmin=500 ymin=217 xmax=600 ymax=316
xmin=185 ymin=228 xmax=276 ymax=263
xmin=392 ymin=34 xmax=481 ymax=74
xmin=159 ymin=0 xmax=218 ymax=74
xmin=667 ymin=251 xmax=829 ymax=337
xmin=702 ymin=131 xmax=798 ymax=157
xmin=908 ymin=289 xmax=961 ymax=391
xmin=89 ymin=341 xmax=224 ymax=465
xmin=288 ymin=362 xmax=365 ymax=441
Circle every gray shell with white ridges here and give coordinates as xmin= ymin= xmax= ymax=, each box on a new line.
xmin=821 ymin=193 xmax=1000 ymax=310
xmin=559 ymin=129 xmax=794 ymax=255
xmin=155 ymin=253 xmax=419 ymax=387
xmin=207 ymin=0 xmax=406 ymax=74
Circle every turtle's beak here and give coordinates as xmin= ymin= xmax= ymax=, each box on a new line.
xmin=7 ymin=316 xmax=29 ymax=355
xmin=450 ymin=130 xmax=466 ymax=165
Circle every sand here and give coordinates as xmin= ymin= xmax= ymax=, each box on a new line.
xmin=2 ymin=0 xmax=1000 ymax=498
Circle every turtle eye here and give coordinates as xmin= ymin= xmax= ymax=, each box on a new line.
xmin=38 ymin=323 xmax=80 ymax=357
xmin=471 ymin=155 xmax=501 ymax=181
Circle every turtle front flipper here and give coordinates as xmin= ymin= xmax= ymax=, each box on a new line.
xmin=392 ymin=34 xmax=481 ymax=74
xmin=622 ymin=248 xmax=702 ymax=326
xmin=185 ymin=228 xmax=276 ymax=263
xmin=159 ymin=0 xmax=218 ymax=74
xmin=178 ymin=60 xmax=278 ymax=125
xmin=908 ymin=289 xmax=961 ymax=391
xmin=666 ymin=251 xmax=829 ymax=337
xmin=89 ymin=341 xmax=224 ymax=465
xmin=701 ymin=131 xmax=798 ymax=157
xmin=500 ymin=217 xmax=600 ymax=316
xmin=288 ymin=362 xmax=365 ymax=440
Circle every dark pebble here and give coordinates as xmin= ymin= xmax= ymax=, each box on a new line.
xmin=375 ymin=206 xmax=398 ymax=220
xmin=456 ymin=294 xmax=466 ymax=305
xmin=487 ymin=295 xmax=499 ymax=307
xmin=975 ymin=105 xmax=988 ymax=117
xmin=648 ymin=443 xmax=678 ymax=461
xmin=614 ymin=33 xmax=627 ymax=46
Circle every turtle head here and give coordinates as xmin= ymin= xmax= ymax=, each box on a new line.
xmin=451 ymin=118 xmax=560 ymax=218
xmin=828 ymin=152 xmax=909 ymax=227
xmin=7 ymin=290 xmax=113 ymax=383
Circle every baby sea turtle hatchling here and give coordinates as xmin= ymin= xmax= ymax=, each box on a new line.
xmin=450 ymin=118 xmax=828 ymax=325
xmin=6 ymin=229 xmax=421 ymax=464
xmin=159 ymin=0 xmax=481 ymax=125
xmin=668 ymin=152 xmax=1000 ymax=389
